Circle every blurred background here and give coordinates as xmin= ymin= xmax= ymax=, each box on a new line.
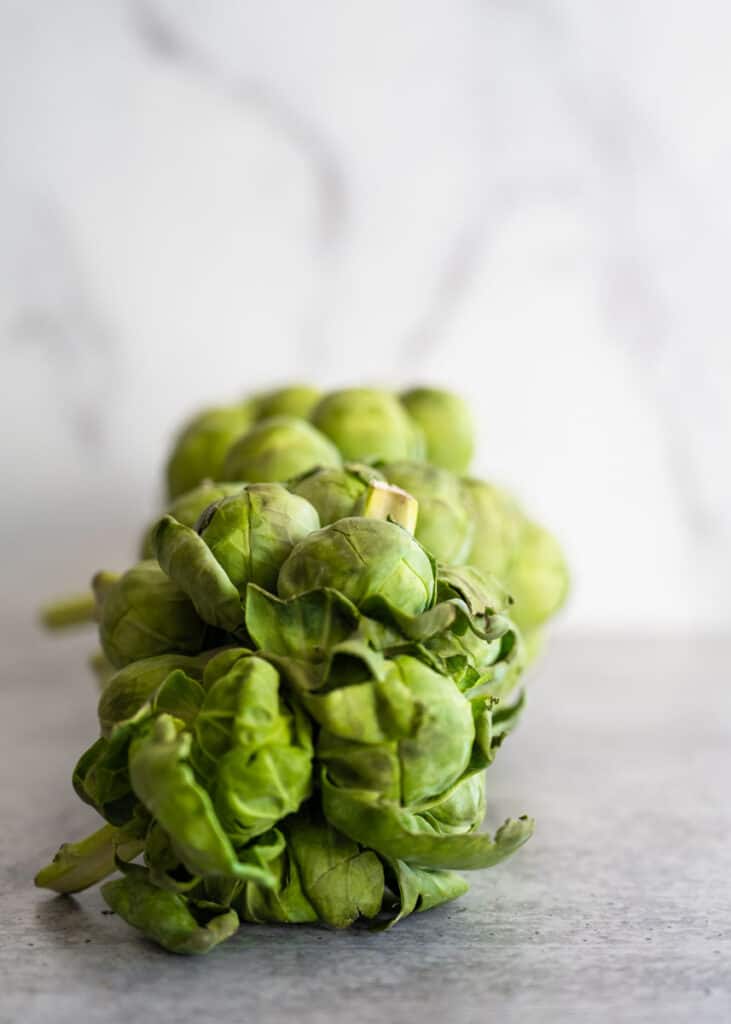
xmin=1 ymin=0 xmax=729 ymax=631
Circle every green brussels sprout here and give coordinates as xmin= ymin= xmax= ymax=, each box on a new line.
xmin=140 ymin=481 xmax=245 ymax=559
xmin=252 ymin=385 xmax=321 ymax=421
xmin=196 ymin=483 xmax=320 ymax=595
xmin=460 ymin=478 xmax=526 ymax=580
xmin=166 ymin=403 xmax=255 ymax=499
xmin=318 ymin=655 xmax=475 ymax=805
xmin=288 ymin=463 xmax=385 ymax=525
xmin=96 ymin=561 xmax=207 ymax=669
xmin=310 ymin=388 xmax=425 ymax=463
xmin=240 ymin=811 xmax=383 ymax=928
xmin=222 ymin=416 xmax=341 ymax=483
xmin=277 ymin=517 xmax=434 ymax=617
xmin=400 ymin=387 xmax=474 ymax=473
xmin=97 ymin=651 xmax=215 ymax=738
xmin=190 ymin=653 xmax=313 ymax=845
xmin=506 ymin=520 xmax=569 ymax=631
xmin=153 ymin=484 xmax=320 ymax=632
xmin=381 ymin=461 xmax=474 ymax=563
xmin=102 ymin=865 xmax=240 ymax=955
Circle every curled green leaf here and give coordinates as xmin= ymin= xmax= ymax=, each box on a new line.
xmin=102 ymin=864 xmax=240 ymax=954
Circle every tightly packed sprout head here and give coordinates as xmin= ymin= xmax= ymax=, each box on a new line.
xmin=311 ymin=388 xmax=425 ymax=464
xmin=461 ymin=478 xmax=568 ymax=632
xmin=288 ymin=463 xmax=385 ymax=526
xmin=278 ymin=515 xmax=434 ymax=617
xmin=166 ymin=404 xmax=255 ymax=499
xmin=154 ymin=483 xmax=320 ymax=632
xmin=140 ymin=480 xmax=245 ymax=559
xmin=223 ymin=416 xmax=341 ymax=483
xmin=400 ymin=387 xmax=474 ymax=474
xmin=96 ymin=561 xmax=207 ymax=669
xmin=381 ymin=460 xmax=474 ymax=564
xmin=253 ymin=385 xmax=321 ymax=421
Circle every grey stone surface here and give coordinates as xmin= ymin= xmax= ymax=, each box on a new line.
xmin=1 ymin=623 xmax=729 ymax=1024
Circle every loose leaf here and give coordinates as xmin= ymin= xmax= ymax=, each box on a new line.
xmin=154 ymin=515 xmax=245 ymax=633
xmin=322 ymin=772 xmax=534 ymax=870
xmin=35 ymin=824 xmax=143 ymax=894
xmin=128 ymin=715 xmax=276 ymax=886
xmin=102 ymin=864 xmax=240 ymax=954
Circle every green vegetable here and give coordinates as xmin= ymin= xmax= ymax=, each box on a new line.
xmin=166 ymin=404 xmax=255 ymax=499
xmin=381 ymin=461 xmax=474 ymax=563
xmin=34 ymin=824 xmax=144 ymax=894
xmin=153 ymin=483 xmax=319 ymax=633
xmin=128 ymin=714 xmax=277 ymax=886
xmin=36 ymin=382 xmax=549 ymax=955
xmin=96 ymin=561 xmax=208 ymax=669
xmin=240 ymin=810 xmax=383 ymax=928
xmin=102 ymin=864 xmax=240 ymax=955
xmin=278 ymin=517 xmax=435 ymax=618
xmin=140 ymin=481 xmax=245 ymax=559
xmin=460 ymin=478 xmax=525 ymax=581
xmin=97 ymin=651 xmax=214 ymax=738
xmin=190 ymin=653 xmax=313 ymax=844
xmin=400 ymin=387 xmax=474 ymax=474
xmin=322 ymin=772 xmax=534 ymax=870
xmin=252 ymin=385 xmax=321 ymax=421
xmin=317 ymin=656 xmax=474 ymax=805
xmin=505 ymin=520 xmax=569 ymax=632
xmin=223 ymin=416 xmax=341 ymax=483
xmin=311 ymin=388 xmax=425 ymax=463
xmin=289 ymin=463 xmax=385 ymax=525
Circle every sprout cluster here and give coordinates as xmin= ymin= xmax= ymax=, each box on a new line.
xmin=37 ymin=383 xmax=568 ymax=955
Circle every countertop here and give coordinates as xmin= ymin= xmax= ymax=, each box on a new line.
xmin=1 ymin=625 xmax=729 ymax=1023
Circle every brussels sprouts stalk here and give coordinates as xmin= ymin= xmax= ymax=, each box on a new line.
xmin=361 ymin=481 xmax=418 ymax=534
xmin=40 ymin=592 xmax=97 ymax=629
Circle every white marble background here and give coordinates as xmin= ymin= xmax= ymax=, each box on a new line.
xmin=1 ymin=0 xmax=730 ymax=629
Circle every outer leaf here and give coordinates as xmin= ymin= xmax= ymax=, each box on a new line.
xmin=128 ymin=715 xmax=275 ymax=886
xmin=380 ymin=858 xmax=469 ymax=928
xmin=190 ymin=655 xmax=313 ymax=844
xmin=322 ymin=772 xmax=534 ymax=870
xmin=97 ymin=561 xmax=207 ymax=669
xmin=197 ymin=483 xmax=320 ymax=595
xmin=287 ymin=813 xmax=384 ymax=928
xmin=153 ymin=515 xmax=245 ymax=633
xmin=102 ymin=864 xmax=240 ymax=954
xmin=245 ymin=584 xmax=360 ymax=660
xmin=34 ymin=824 xmax=143 ymax=894
xmin=277 ymin=517 xmax=435 ymax=618
xmin=97 ymin=651 xmax=214 ymax=737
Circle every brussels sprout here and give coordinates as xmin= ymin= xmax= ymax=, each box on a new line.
xmin=190 ymin=653 xmax=313 ymax=844
xmin=381 ymin=461 xmax=474 ymax=563
xmin=239 ymin=811 xmax=383 ymax=928
xmin=96 ymin=561 xmax=208 ymax=669
xmin=310 ymin=388 xmax=425 ymax=463
xmin=153 ymin=484 xmax=320 ymax=632
xmin=289 ymin=463 xmax=385 ymax=525
xmin=460 ymin=478 xmax=526 ymax=580
xmin=400 ymin=387 xmax=474 ymax=474
xmin=140 ymin=481 xmax=245 ymax=559
xmin=222 ymin=416 xmax=341 ymax=483
xmin=102 ymin=865 xmax=240 ymax=955
xmin=166 ymin=404 xmax=255 ymax=499
xmin=277 ymin=517 xmax=434 ymax=617
xmin=317 ymin=655 xmax=474 ymax=806
xmin=196 ymin=483 xmax=320 ymax=595
xmin=97 ymin=651 xmax=215 ymax=738
xmin=252 ymin=385 xmax=321 ymax=421
xmin=506 ymin=520 xmax=569 ymax=631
